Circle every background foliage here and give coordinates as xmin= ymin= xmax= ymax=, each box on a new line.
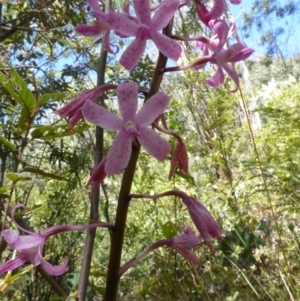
xmin=1 ymin=0 xmax=300 ymax=300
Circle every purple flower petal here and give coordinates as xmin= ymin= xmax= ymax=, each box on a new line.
xmin=228 ymin=43 xmax=255 ymax=62
xmin=82 ymin=99 xmax=123 ymax=131
xmin=119 ymin=38 xmax=147 ymax=70
xmin=1 ymin=229 xmax=19 ymax=244
xmin=151 ymin=31 xmax=181 ymax=61
xmin=133 ymin=0 xmax=151 ymax=26
xmin=0 ymin=257 xmax=27 ymax=276
xmin=222 ymin=63 xmax=239 ymax=93
xmin=195 ymin=0 xmax=225 ymax=28
xmin=213 ymin=20 xmax=229 ymax=52
xmin=135 ymin=91 xmax=170 ymax=127
xmin=87 ymin=0 xmax=107 ymax=19
xmin=183 ymin=197 xmax=222 ymax=252
xmin=39 ymin=252 xmax=68 ymax=276
xmin=172 ymin=245 xmax=201 ymax=265
xmin=151 ymin=0 xmax=180 ymax=31
xmin=108 ymin=11 xmax=138 ymax=36
xmin=206 ymin=66 xmax=225 ymax=88
xmin=3 ymin=231 xmax=41 ymax=250
xmin=75 ymin=23 xmax=104 ymax=36
xmin=117 ymin=83 xmax=138 ymax=121
xmin=103 ymin=30 xmax=118 ymax=54
xmin=138 ymin=127 xmax=171 ymax=161
xmin=106 ymin=131 xmax=132 ymax=174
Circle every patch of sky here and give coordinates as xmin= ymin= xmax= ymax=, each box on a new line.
xmin=229 ymin=0 xmax=300 ymax=58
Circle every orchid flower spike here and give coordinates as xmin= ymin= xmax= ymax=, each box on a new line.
xmin=119 ymin=226 xmax=201 ymax=276
xmin=106 ymin=0 xmax=182 ymax=70
xmin=0 ymin=204 xmax=114 ymax=276
xmin=75 ymin=0 xmax=118 ymax=53
xmin=54 ymin=84 xmax=117 ymax=130
xmin=82 ymin=82 xmax=171 ymax=175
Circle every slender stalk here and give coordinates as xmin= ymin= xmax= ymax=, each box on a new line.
xmin=103 ymin=19 xmax=175 ymax=301
xmin=239 ymin=87 xmax=296 ymax=294
xmin=77 ymin=24 xmax=108 ymax=301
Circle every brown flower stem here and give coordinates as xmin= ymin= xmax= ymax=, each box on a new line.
xmin=103 ymin=19 xmax=175 ymax=301
xmin=77 ymin=6 xmax=109 ymax=299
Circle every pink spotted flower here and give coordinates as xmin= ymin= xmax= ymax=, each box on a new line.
xmin=106 ymin=0 xmax=182 ymax=70
xmin=82 ymin=82 xmax=171 ymax=175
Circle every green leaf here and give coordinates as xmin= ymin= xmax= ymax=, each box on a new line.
xmin=0 ymin=185 xmax=11 ymax=197
xmin=31 ymin=124 xmax=86 ymax=140
xmin=22 ymin=167 xmax=70 ymax=181
xmin=0 ymin=185 xmax=11 ymax=193
xmin=31 ymin=125 xmax=57 ymax=139
xmin=0 ymin=136 xmax=16 ymax=151
xmin=6 ymin=173 xmax=31 ymax=183
xmin=161 ymin=221 xmax=178 ymax=239
xmin=38 ymin=92 xmax=67 ymax=107
xmin=0 ymin=62 xmax=37 ymax=116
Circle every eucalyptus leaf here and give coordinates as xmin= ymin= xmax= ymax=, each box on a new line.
xmin=0 ymin=136 xmax=16 ymax=151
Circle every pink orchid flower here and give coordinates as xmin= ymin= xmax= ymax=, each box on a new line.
xmin=197 ymin=20 xmax=254 ymax=92
xmin=0 ymin=204 xmax=114 ymax=276
xmin=119 ymin=226 xmax=201 ymax=276
xmin=75 ymin=0 xmax=118 ymax=53
xmin=82 ymin=82 xmax=171 ymax=175
xmin=106 ymin=0 xmax=182 ymax=70
xmin=181 ymin=196 xmax=222 ymax=253
xmin=230 ymin=0 xmax=241 ymax=4
xmin=195 ymin=0 xmax=225 ymax=28
xmin=55 ymin=84 xmax=117 ymax=130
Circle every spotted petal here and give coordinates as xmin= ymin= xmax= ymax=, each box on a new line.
xmin=119 ymin=39 xmax=147 ymax=70
xmin=133 ymin=0 xmax=151 ymax=26
xmin=107 ymin=11 xmax=138 ymax=37
xmin=82 ymin=99 xmax=123 ymax=131
xmin=151 ymin=0 xmax=180 ymax=31
xmin=75 ymin=24 xmax=104 ymax=36
xmin=106 ymin=131 xmax=132 ymax=174
xmin=135 ymin=91 xmax=170 ymax=127
xmin=152 ymin=31 xmax=181 ymax=61
xmin=138 ymin=127 xmax=171 ymax=161
xmin=117 ymin=83 xmax=138 ymax=120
